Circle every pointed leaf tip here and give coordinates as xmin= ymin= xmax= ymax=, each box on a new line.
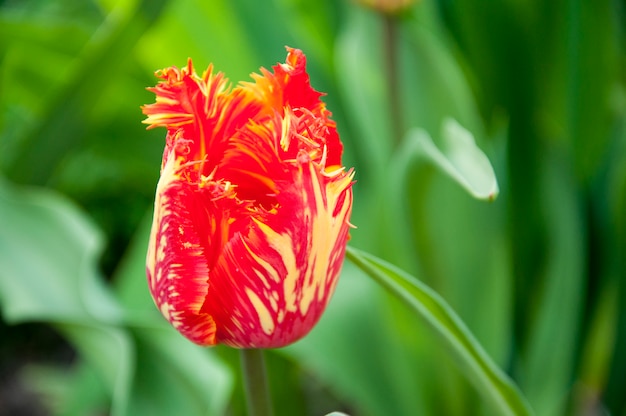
xmin=441 ymin=118 xmax=499 ymax=199
xmin=405 ymin=118 xmax=499 ymax=201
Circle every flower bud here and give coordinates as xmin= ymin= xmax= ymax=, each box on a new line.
xmin=142 ymin=48 xmax=354 ymax=348
xmin=356 ymin=0 xmax=416 ymax=14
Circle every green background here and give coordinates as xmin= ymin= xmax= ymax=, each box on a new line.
xmin=1 ymin=0 xmax=624 ymax=415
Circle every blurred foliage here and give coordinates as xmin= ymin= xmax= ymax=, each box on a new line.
xmin=0 ymin=0 xmax=625 ymax=415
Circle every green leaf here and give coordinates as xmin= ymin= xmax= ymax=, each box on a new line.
xmin=0 ymin=176 xmax=134 ymax=414
xmin=399 ymin=16 xmax=485 ymax=139
xmin=22 ymin=361 xmax=110 ymax=416
xmin=378 ymin=118 xmax=499 ymax=277
xmin=127 ymin=328 xmax=233 ymax=416
xmin=59 ymin=323 xmax=135 ymax=416
xmin=112 ymin=210 xmax=166 ymax=325
xmin=5 ymin=0 xmax=169 ymax=185
xmin=603 ymin=126 xmax=626 ymax=414
xmin=517 ymin=151 xmax=585 ymax=415
xmin=565 ymin=0 xmax=621 ymax=181
xmin=398 ymin=119 xmax=498 ymax=201
xmin=334 ymin=6 xmax=393 ymax=183
xmin=345 ymin=246 xmax=534 ymax=416
xmin=401 ymin=134 xmax=513 ymax=363
xmin=0 ymin=176 xmax=122 ymax=324
xmin=0 ymin=176 xmax=235 ymax=416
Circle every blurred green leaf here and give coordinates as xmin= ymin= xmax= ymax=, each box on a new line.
xmin=0 ymin=176 xmax=122 ymax=324
xmin=399 ymin=119 xmax=498 ymax=201
xmin=127 ymin=328 xmax=233 ymax=416
xmin=402 ymin=132 xmax=513 ymax=366
xmin=399 ymin=15 xmax=484 ymax=139
xmin=333 ymin=6 xmax=402 ymax=266
xmin=0 ymin=176 xmax=134 ymax=414
xmin=273 ymin=0 xmax=340 ymax=72
xmin=345 ymin=246 xmax=534 ymax=416
xmin=599 ymin=122 xmax=626 ymax=414
xmin=59 ymin=323 xmax=135 ymax=416
xmin=577 ymin=280 xmax=617 ymax=410
xmin=136 ymin=0 xmax=306 ymax=84
xmin=516 ymin=152 xmax=585 ymax=415
xmin=566 ymin=0 xmax=622 ymax=181
xmin=112 ymin=210 xmax=165 ymax=324
xmin=380 ymin=118 xmax=499 ymax=278
xmin=4 ymin=0 xmax=168 ymax=185
xmin=334 ymin=6 xmax=393 ymax=183
xmin=22 ymin=361 xmax=110 ymax=416
xmin=136 ymin=0 xmax=256 ymax=81
xmin=0 ymin=176 xmax=234 ymax=415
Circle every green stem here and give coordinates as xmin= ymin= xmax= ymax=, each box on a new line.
xmin=240 ymin=349 xmax=273 ymax=416
xmin=383 ymin=13 xmax=403 ymax=147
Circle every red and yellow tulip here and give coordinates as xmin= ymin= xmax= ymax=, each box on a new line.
xmin=142 ymin=48 xmax=354 ymax=348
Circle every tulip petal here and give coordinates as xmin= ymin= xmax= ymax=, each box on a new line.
xmin=204 ymin=161 xmax=353 ymax=348
xmin=146 ymin=153 xmax=241 ymax=346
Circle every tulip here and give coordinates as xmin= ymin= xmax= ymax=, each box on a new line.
xmin=142 ymin=48 xmax=354 ymax=348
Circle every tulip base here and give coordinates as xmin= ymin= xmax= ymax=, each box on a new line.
xmin=240 ymin=348 xmax=273 ymax=416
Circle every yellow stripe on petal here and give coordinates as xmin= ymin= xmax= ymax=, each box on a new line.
xmin=251 ymin=219 xmax=302 ymax=313
xmin=249 ymin=161 xmax=352 ymax=318
xmin=301 ymin=163 xmax=352 ymax=310
xmin=245 ymin=287 xmax=276 ymax=336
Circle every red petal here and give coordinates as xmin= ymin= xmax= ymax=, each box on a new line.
xmin=142 ymin=60 xmax=265 ymax=179
xmin=242 ymin=47 xmax=344 ymax=168
xmin=202 ymin=161 xmax=353 ymax=348
xmin=146 ymin=154 xmax=243 ymax=345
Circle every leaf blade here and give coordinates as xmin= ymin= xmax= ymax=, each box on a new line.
xmin=345 ymin=246 xmax=533 ymax=416
xmin=398 ymin=120 xmax=499 ymax=201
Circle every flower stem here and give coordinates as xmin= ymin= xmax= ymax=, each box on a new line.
xmin=383 ymin=13 xmax=403 ymax=147
xmin=240 ymin=348 xmax=273 ymax=416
